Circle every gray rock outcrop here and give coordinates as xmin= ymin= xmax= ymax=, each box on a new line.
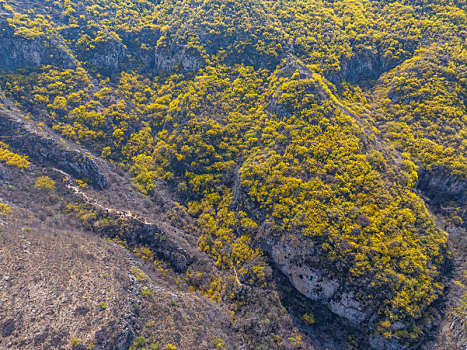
xmin=0 ymin=111 xmax=107 ymax=189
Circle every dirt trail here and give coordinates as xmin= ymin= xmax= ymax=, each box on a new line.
xmin=53 ymin=168 xmax=154 ymax=225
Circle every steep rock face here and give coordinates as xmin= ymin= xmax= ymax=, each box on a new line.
xmin=221 ymin=44 xmax=284 ymax=71
xmin=264 ymin=235 xmax=408 ymax=350
xmin=154 ymin=45 xmax=204 ymax=72
xmin=92 ymin=212 xmax=196 ymax=273
xmin=418 ymin=167 xmax=466 ymax=207
xmin=264 ymin=235 xmax=374 ymax=327
xmin=120 ymin=30 xmax=157 ymax=69
xmin=418 ymin=166 xmax=467 ymax=233
xmin=327 ymin=48 xmax=410 ymax=85
xmin=0 ymin=111 xmax=107 ymax=189
xmin=339 ymin=52 xmax=389 ymax=84
xmin=0 ymin=20 xmax=75 ymax=71
xmin=79 ymin=39 xmax=127 ymax=72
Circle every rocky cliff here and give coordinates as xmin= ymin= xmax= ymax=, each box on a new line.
xmin=0 ymin=1 xmax=466 ymax=349
xmin=0 ymin=110 xmax=107 ymax=189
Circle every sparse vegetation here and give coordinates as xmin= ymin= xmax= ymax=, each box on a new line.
xmin=129 ymin=336 xmax=163 ymax=350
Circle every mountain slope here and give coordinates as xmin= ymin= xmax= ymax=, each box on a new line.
xmin=0 ymin=0 xmax=466 ymax=349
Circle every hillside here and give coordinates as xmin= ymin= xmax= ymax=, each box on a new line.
xmin=0 ymin=0 xmax=466 ymax=349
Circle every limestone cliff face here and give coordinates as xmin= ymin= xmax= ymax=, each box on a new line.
xmin=0 ymin=20 xmax=75 ymax=71
xmin=418 ymin=166 xmax=467 ymax=231
xmin=80 ymin=39 xmax=127 ymax=71
xmin=0 ymin=111 xmax=107 ymax=189
xmin=264 ymin=235 xmax=374 ymax=325
xmin=418 ymin=167 xmax=466 ymax=207
xmin=154 ymin=44 xmax=204 ymax=72
xmin=339 ymin=52 xmax=389 ymax=84
xmin=263 ymin=235 xmax=409 ymax=350
xmin=327 ymin=48 xmax=413 ymax=85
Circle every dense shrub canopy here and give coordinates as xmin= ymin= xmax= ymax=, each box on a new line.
xmin=0 ymin=0 xmax=466 ymax=344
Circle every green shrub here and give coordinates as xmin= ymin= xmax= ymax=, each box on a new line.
xmin=34 ymin=176 xmax=56 ymax=190
xmin=70 ymin=337 xmax=80 ymax=348
xmin=0 ymin=203 xmax=12 ymax=215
